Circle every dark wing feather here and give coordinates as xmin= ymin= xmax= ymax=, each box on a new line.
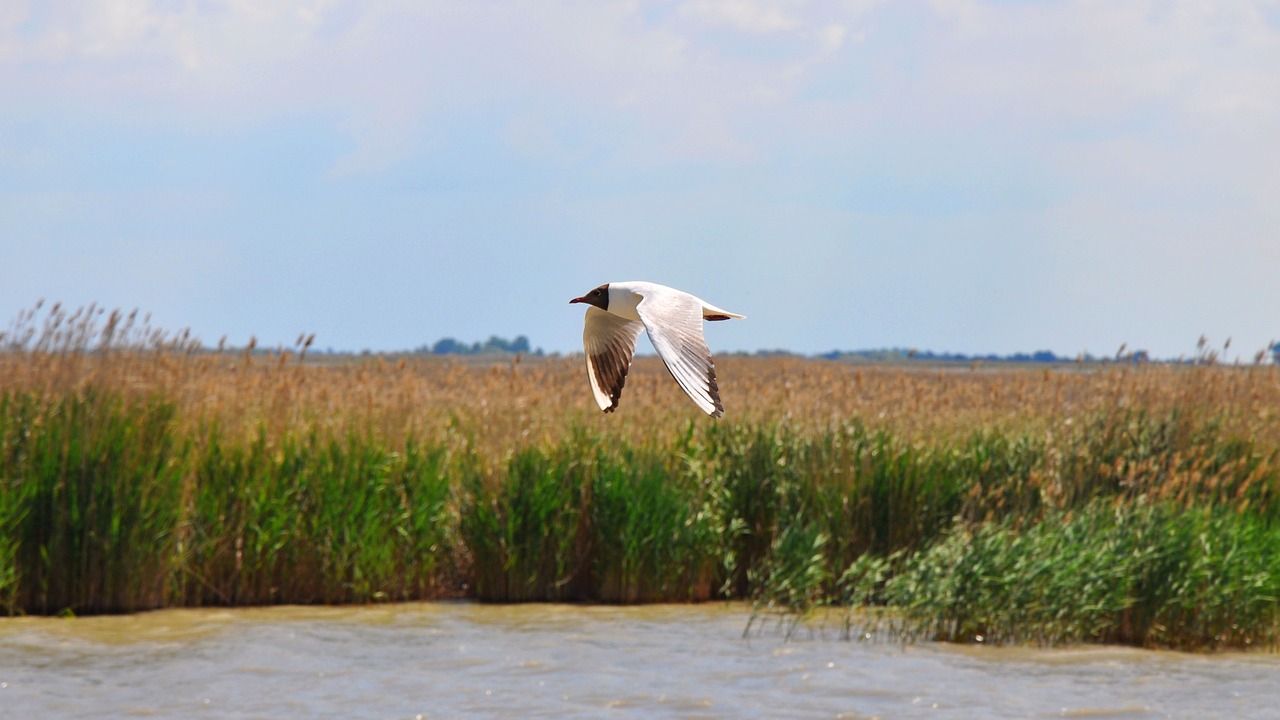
xmin=582 ymin=306 xmax=645 ymax=412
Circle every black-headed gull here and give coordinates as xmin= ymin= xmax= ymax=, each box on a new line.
xmin=569 ymin=281 xmax=744 ymax=417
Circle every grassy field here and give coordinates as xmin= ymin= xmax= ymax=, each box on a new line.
xmin=2 ymin=304 xmax=1279 ymax=649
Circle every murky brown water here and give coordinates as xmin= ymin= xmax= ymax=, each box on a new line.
xmin=1 ymin=602 xmax=1276 ymax=719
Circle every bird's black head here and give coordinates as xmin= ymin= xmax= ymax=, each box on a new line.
xmin=569 ymin=283 xmax=610 ymax=311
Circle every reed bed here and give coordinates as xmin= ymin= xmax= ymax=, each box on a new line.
xmin=2 ymin=304 xmax=1280 ymax=649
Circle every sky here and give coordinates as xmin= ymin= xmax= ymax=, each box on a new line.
xmin=3 ymin=0 xmax=1279 ymax=360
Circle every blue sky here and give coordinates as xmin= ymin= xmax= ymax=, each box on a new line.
xmin=3 ymin=1 xmax=1278 ymax=359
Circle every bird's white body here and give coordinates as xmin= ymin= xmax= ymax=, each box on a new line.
xmin=570 ymin=280 xmax=744 ymax=417
xmin=606 ymin=281 xmax=743 ymax=323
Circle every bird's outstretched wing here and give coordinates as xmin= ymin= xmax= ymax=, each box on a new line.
xmin=636 ymin=290 xmax=723 ymax=417
xmin=582 ymin=306 xmax=645 ymax=412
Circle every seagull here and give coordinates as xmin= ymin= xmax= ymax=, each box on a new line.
xmin=569 ymin=281 xmax=744 ymax=417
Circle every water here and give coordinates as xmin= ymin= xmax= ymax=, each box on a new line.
xmin=1 ymin=602 xmax=1277 ymax=719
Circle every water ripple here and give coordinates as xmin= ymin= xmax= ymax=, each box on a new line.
xmin=1 ymin=603 xmax=1277 ymax=719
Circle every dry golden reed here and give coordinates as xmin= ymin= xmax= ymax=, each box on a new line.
xmin=3 ymin=351 xmax=1277 ymax=453
xmin=3 ymin=302 xmax=1278 ymax=470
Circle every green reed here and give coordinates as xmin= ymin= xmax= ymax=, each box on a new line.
xmin=0 ymin=391 xmax=186 ymax=613
xmin=590 ymin=445 xmax=716 ymax=602
xmin=0 ymin=390 xmax=456 ymax=613
xmin=458 ymin=442 xmax=588 ymax=601
xmin=177 ymin=428 xmax=454 ymax=606
xmin=735 ymin=410 xmax=1280 ymax=649
xmin=863 ymin=500 xmax=1280 ymax=650
xmin=3 ymin=384 xmax=1279 ymax=650
xmin=458 ymin=435 xmax=716 ymax=603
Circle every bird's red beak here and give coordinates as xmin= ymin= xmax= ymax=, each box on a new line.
xmin=569 ymin=296 xmax=585 ymax=304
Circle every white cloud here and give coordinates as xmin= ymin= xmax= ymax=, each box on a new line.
xmin=676 ymin=0 xmax=801 ymax=33
xmin=819 ymin=23 xmax=847 ymax=51
xmin=0 ymin=2 xmax=874 ymax=170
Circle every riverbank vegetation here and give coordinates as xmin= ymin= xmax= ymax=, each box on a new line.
xmin=2 ymin=304 xmax=1279 ymax=650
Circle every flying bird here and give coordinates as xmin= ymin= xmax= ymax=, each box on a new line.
xmin=569 ymin=281 xmax=744 ymax=417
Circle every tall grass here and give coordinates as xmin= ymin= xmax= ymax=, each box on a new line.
xmin=459 ymin=443 xmax=589 ymax=602
xmin=871 ymin=500 xmax=1280 ymax=649
xmin=2 ymin=304 xmax=1279 ymax=649
xmin=589 ymin=444 xmax=716 ymax=603
xmin=178 ymin=430 xmax=454 ymax=606
xmin=458 ymin=436 xmax=716 ymax=603
xmin=0 ymin=391 xmax=185 ymax=613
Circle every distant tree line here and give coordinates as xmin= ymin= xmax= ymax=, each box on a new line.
xmin=416 ymin=335 xmax=542 ymax=356
xmin=418 ymin=336 xmax=1280 ymax=364
xmin=815 ymin=348 xmax=1132 ymax=364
